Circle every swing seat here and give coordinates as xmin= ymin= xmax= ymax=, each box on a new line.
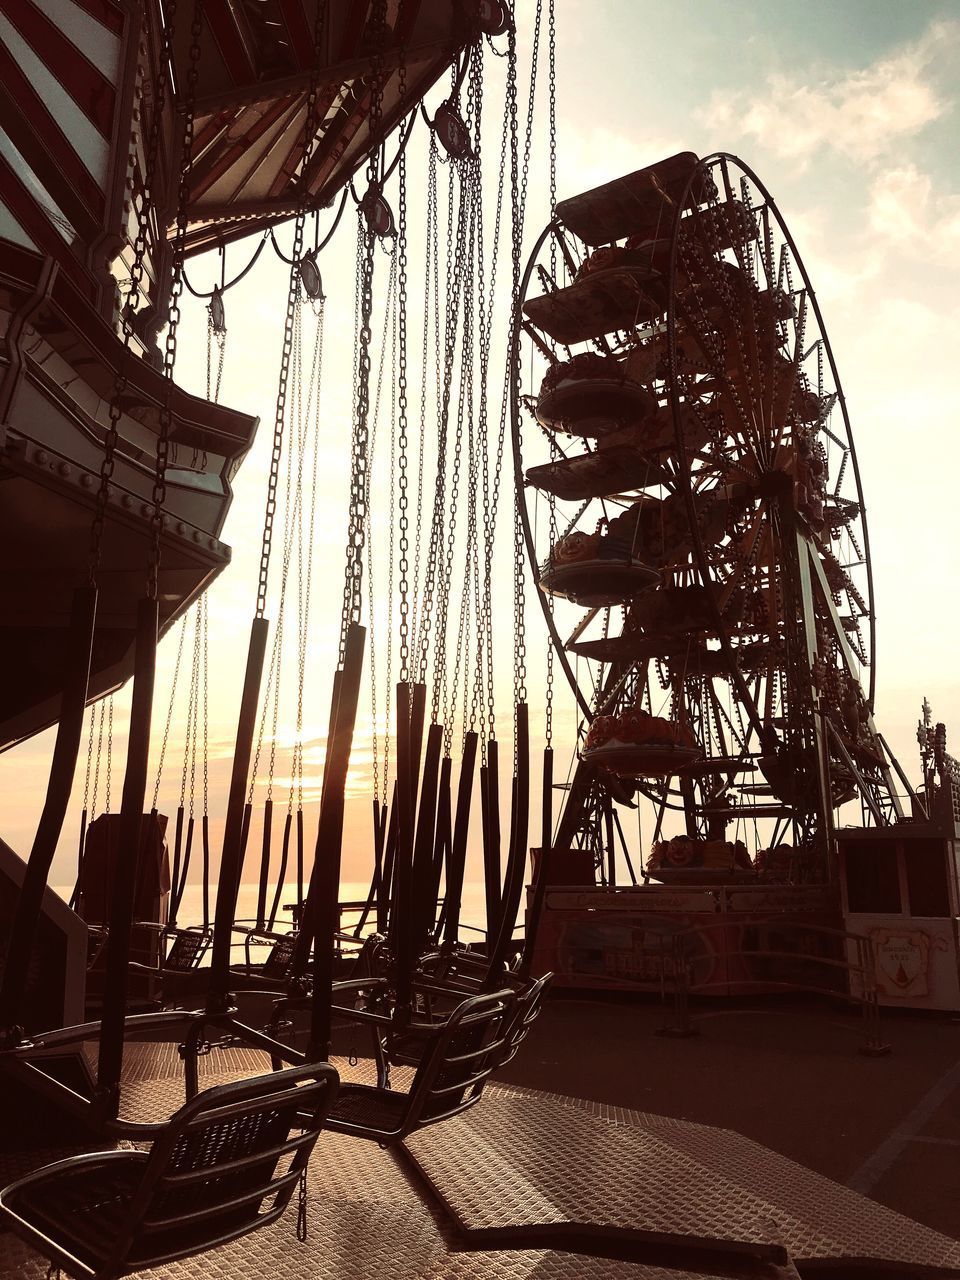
xmin=404 ymin=969 xmax=552 ymax=1070
xmin=86 ymin=927 xmax=109 ymax=971
xmin=234 ymin=928 xmax=297 ymax=982
xmin=0 ymin=1063 xmax=339 ymax=1280
xmin=127 ymin=924 xmax=211 ymax=977
xmin=125 ymin=925 xmax=212 ymax=1007
xmin=322 ymin=988 xmax=514 ymax=1145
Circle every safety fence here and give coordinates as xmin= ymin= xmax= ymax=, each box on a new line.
xmin=656 ymin=918 xmax=889 ymax=1055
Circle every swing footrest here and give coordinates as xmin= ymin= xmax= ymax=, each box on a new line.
xmin=326 ymin=1085 xmax=409 ymax=1132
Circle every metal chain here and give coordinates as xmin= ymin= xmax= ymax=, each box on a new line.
xmin=383 ymin=301 xmax=396 ymax=796
xmin=467 ymin=50 xmax=486 ymax=738
xmin=417 ymin=138 xmax=453 ymax=696
xmin=445 ymin=174 xmax=478 ymax=745
xmin=509 ymin=13 xmax=534 ymax=709
xmin=339 ymin=0 xmax=387 ymax=661
xmin=290 ymin=295 xmax=325 ymax=815
xmin=88 ymin=0 xmax=178 ymax=580
xmin=150 ymin=0 xmax=203 ymax=600
xmin=257 ymin=1 xmax=328 ymax=620
xmin=365 ymin=254 xmax=398 ymax=805
xmin=201 ymin=593 xmax=209 ymax=817
xmin=151 ymin=612 xmax=189 ymax=807
xmin=184 ymin=600 xmax=203 ymax=815
xmin=252 ymin=293 xmax=307 ymax=802
xmin=90 ymin=699 xmax=106 ymax=822
xmin=444 ymin=87 xmax=477 ymax=742
xmin=206 ymin=307 xmax=226 ymax=406
xmin=396 ymin=50 xmax=410 ymax=682
xmin=548 ymin=0 xmax=557 ymax=215
xmin=409 ymin=137 xmax=439 ymax=667
xmin=436 ymin=175 xmax=473 ymax=740
xmin=544 ymin=0 xmax=557 ymax=747
xmin=259 ymin=234 xmax=305 ymax=619
xmin=426 ymin=162 xmax=471 ymax=724
xmin=185 ymin=616 xmax=198 ymax=813
xmin=268 ymin=292 xmax=318 ymax=800
xmin=105 ymin=696 xmax=114 ymax=814
xmin=481 ymin=108 xmax=510 ymax=744
xmin=82 ymin=703 xmax=96 ymax=815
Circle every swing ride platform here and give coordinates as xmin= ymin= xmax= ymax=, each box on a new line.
xmin=1 ymin=1039 xmax=959 ymax=1279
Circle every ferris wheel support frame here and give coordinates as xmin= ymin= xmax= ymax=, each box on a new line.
xmin=806 ymin=542 xmax=904 ymax=821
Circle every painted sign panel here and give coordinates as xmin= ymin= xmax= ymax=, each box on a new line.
xmin=532 ymin=908 xmax=716 ymax=992
xmin=544 ymin=888 xmax=718 ymax=914
xmin=846 ymin=914 xmax=960 ymax=1011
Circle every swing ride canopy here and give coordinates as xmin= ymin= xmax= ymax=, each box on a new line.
xmin=0 ymin=0 xmax=540 ymax=1115
xmin=174 ymin=0 xmax=487 ymax=257
xmin=0 ymin=0 xmax=488 ymax=752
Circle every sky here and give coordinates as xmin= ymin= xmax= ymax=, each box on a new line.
xmin=3 ymin=0 xmax=958 ymax=900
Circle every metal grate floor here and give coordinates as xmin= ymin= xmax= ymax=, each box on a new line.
xmin=1 ymin=1046 xmax=956 ymax=1278
xmin=409 ymin=1083 xmax=960 ymax=1272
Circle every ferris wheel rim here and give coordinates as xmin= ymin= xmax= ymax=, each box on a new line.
xmin=511 ymin=216 xmax=597 ymax=724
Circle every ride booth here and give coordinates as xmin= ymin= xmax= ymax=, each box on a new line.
xmin=528 ymin=848 xmax=843 ymax=998
xmin=839 ymin=824 xmax=960 ymax=1012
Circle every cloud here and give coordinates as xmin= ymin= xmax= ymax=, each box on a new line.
xmin=699 ymin=20 xmax=957 ymax=168
xmin=867 ymin=164 xmax=960 ymax=262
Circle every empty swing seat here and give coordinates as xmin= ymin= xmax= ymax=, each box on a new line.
xmin=0 ymin=1063 xmax=339 ymax=1280
xmin=238 ymin=929 xmax=297 ymax=981
xmin=324 ymin=988 xmax=515 ymax=1144
xmin=127 ymin=923 xmax=211 ymax=977
xmin=498 ymin=972 xmax=553 ymax=1068
xmin=124 ymin=925 xmax=212 ymax=1007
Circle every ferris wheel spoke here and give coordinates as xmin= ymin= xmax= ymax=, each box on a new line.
xmin=756 ymin=203 xmax=777 ymax=294
xmin=705 ymin=677 xmax=736 ymax=756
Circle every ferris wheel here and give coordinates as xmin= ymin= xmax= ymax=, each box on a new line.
xmin=514 ymin=151 xmax=904 ymax=877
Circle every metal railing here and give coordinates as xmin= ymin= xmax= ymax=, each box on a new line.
xmin=657 ymin=918 xmax=889 ymax=1055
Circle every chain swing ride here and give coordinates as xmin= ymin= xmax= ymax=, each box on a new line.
xmin=0 ymin=0 xmax=567 ymax=1270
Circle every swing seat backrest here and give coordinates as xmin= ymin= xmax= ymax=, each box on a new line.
xmin=323 ymin=988 xmax=514 ymax=1145
xmin=162 ymin=927 xmax=211 ymax=973
xmin=498 ymin=972 xmax=552 ymax=1068
xmin=262 ymin=934 xmax=296 ymax=980
xmin=0 ymin=1063 xmax=339 ymax=1280
xmin=349 ymin=931 xmax=387 ymax=981
xmin=86 ymin=927 xmax=109 ymax=971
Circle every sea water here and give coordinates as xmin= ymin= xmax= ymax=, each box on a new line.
xmin=56 ymin=879 xmax=493 ymax=938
